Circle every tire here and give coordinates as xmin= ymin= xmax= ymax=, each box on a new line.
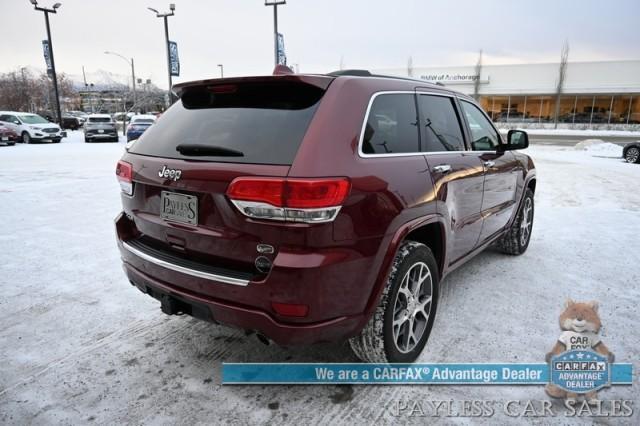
xmin=84 ymin=137 xmax=90 ymax=143
xmin=22 ymin=132 xmax=31 ymax=144
xmin=8 ymin=142 xmax=15 ymax=146
xmin=496 ymin=188 xmax=534 ymax=255
xmin=624 ymin=147 xmax=640 ymax=164
xmin=349 ymin=241 xmax=439 ymax=363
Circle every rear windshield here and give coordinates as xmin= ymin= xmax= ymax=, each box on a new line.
xmin=88 ymin=117 xmax=112 ymax=123
xmin=132 ymin=119 xmax=154 ymax=124
xmin=128 ymin=82 xmax=325 ymax=165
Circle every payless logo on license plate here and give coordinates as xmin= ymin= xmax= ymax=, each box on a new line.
xmin=160 ymin=191 xmax=198 ymax=225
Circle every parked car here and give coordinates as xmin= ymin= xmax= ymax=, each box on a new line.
xmin=115 ymin=69 xmax=536 ymax=363
xmin=68 ymin=111 xmax=88 ymax=125
xmin=61 ymin=115 xmax=81 ymax=130
xmin=623 ymin=142 xmax=640 ymax=163
xmin=0 ymin=124 xmax=18 ymax=146
xmin=84 ymin=114 xmax=119 ymax=142
xmin=0 ymin=111 xmax=63 ymax=143
xmin=126 ymin=114 xmax=156 ymax=141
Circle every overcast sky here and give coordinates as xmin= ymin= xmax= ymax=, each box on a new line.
xmin=2 ymin=0 xmax=639 ymax=88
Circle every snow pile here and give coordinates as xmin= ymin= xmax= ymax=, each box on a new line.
xmin=573 ymin=139 xmax=622 ymax=157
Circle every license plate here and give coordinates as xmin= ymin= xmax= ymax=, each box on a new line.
xmin=1 ymin=137 xmax=7 ymax=141
xmin=160 ymin=191 xmax=198 ymax=225
xmin=98 ymin=129 xmax=104 ymax=133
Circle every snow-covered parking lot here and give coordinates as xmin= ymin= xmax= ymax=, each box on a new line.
xmin=1 ymin=131 xmax=639 ymax=424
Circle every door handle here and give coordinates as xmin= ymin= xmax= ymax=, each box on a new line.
xmin=483 ymin=161 xmax=496 ymax=168
xmin=432 ymin=164 xmax=452 ymax=173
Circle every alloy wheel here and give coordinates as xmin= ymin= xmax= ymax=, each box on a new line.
xmin=520 ymin=197 xmax=533 ymax=247
xmin=392 ymin=261 xmax=433 ymax=354
xmin=625 ymin=147 xmax=639 ymax=163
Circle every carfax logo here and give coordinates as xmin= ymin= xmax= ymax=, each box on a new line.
xmin=545 ymin=299 xmax=615 ymax=403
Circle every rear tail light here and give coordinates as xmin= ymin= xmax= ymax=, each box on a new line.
xmin=116 ymin=160 xmax=133 ymax=195
xmin=226 ymin=177 xmax=350 ymax=223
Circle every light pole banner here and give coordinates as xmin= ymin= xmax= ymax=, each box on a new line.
xmin=221 ymin=362 xmax=633 ymax=385
xmin=168 ymin=41 xmax=180 ymax=76
xmin=277 ymin=32 xmax=286 ymax=65
xmin=42 ymin=40 xmax=52 ymax=73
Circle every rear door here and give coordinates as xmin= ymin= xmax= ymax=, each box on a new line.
xmin=122 ymin=79 xmax=329 ymax=276
xmin=458 ymin=100 xmax=520 ymax=244
xmin=417 ymin=92 xmax=485 ymax=264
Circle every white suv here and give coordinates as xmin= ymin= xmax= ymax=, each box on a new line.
xmin=0 ymin=111 xmax=63 ymax=143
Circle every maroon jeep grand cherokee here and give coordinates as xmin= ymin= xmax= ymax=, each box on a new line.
xmin=115 ymin=69 xmax=536 ymax=363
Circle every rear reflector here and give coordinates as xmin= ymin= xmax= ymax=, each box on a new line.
xmin=226 ymin=177 xmax=350 ymax=223
xmin=271 ymin=302 xmax=309 ymax=317
xmin=116 ymin=160 xmax=133 ymax=195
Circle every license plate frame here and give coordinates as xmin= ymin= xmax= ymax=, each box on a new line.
xmin=160 ymin=191 xmax=198 ymax=225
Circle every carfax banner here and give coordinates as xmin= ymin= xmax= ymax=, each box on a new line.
xmin=222 ymin=362 xmax=633 ymax=386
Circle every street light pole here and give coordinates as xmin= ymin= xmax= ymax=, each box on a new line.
xmin=265 ymin=0 xmax=286 ymax=66
xmin=217 ymin=64 xmax=224 ymax=78
xmin=104 ymin=51 xmax=137 ymax=108
xmin=31 ymin=1 xmax=62 ymax=127
xmin=148 ymin=4 xmax=176 ymax=105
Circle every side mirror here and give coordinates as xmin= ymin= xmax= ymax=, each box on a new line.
xmin=503 ymin=130 xmax=529 ymax=151
xmin=13 ymin=120 xmax=21 ymax=125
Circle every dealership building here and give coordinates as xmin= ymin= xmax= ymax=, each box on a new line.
xmin=374 ymin=60 xmax=640 ymax=128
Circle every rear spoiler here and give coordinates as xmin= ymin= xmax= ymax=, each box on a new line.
xmin=173 ymin=73 xmax=334 ymax=99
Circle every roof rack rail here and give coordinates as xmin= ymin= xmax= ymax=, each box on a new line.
xmin=326 ymin=69 xmax=447 ymax=88
xmin=327 ymin=69 xmax=372 ymax=77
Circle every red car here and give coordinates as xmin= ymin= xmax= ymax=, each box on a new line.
xmin=0 ymin=124 xmax=18 ymax=146
xmin=115 ymin=69 xmax=536 ymax=363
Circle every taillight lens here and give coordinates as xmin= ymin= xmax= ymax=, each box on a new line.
xmin=226 ymin=177 xmax=350 ymax=223
xmin=116 ymin=160 xmax=133 ymax=195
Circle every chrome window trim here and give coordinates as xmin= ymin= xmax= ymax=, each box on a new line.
xmin=357 ymin=90 xmax=473 ymax=158
xmin=122 ymin=241 xmax=250 ymax=287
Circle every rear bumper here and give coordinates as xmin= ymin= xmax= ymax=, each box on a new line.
xmin=115 ymin=212 xmax=379 ymax=345
xmin=123 ymin=260 xmax=366 ymax=345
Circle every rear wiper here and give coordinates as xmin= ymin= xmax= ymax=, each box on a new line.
xmin=175 ymin=144 xmax=244 ymax=157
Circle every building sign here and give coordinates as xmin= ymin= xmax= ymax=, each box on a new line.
xmin=420 ymin=73 xmax=489 ymax=85
xmin=168 ymin=41 xmax=180 ymax=77
xmin=277 ymin=33 xmax=287 ymax=65
xmin=42 ymin=40 xmax=52 ymax=75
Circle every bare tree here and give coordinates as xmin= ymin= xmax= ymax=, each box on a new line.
xmin=553 ymin=41 xmax=570 ymax=129
xmin=473 ymin=49 xmax=483 ymax=100
xmin=0 ymin=68 xmax=76 ymax=113
xmin=407 ymin=56 xmax=414 ymax=77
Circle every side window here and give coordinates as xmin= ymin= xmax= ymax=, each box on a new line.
xmin=362 ymin=94 xmax=419 ymax=155
xmin=0 ymin=115 xmax=7 ymax=122
xmin=460 ymin=101 xmax=502 ymax=151
xmin=418 ymin=95 xmax=465 ymax=152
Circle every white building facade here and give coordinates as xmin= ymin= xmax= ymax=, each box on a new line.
xmin=374 ymin=60 xmax=640 ymax=129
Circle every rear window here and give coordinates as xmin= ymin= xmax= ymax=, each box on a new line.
xmin=132 ymin=119 xmax=154 ymax=124
xmin=129 ymin=82 xmax=325 ymax=165
xmin=89 ymin=117 xmax=112 ymax=123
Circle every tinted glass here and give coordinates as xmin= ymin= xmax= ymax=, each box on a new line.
xmin=418 ymin=95 xmax=465 ymax=152
xmin=129 ymin=82 xmax=324 ymax=165
xmin=132 ymin=119 xmax=154 ymax=124
xmin=88 ymin=117 xmax=112 ymax=123
xmin=461 ymin=101 xmax=502 ymax=150
xmin=362 ymin=94 xmax=419 ymax=154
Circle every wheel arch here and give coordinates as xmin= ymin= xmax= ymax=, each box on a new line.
xmin=362 ymin=215 xmax=446 ymax=318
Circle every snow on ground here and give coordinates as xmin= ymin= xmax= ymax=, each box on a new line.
xmin=1 ymin=132 xmax=639 ymax=425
